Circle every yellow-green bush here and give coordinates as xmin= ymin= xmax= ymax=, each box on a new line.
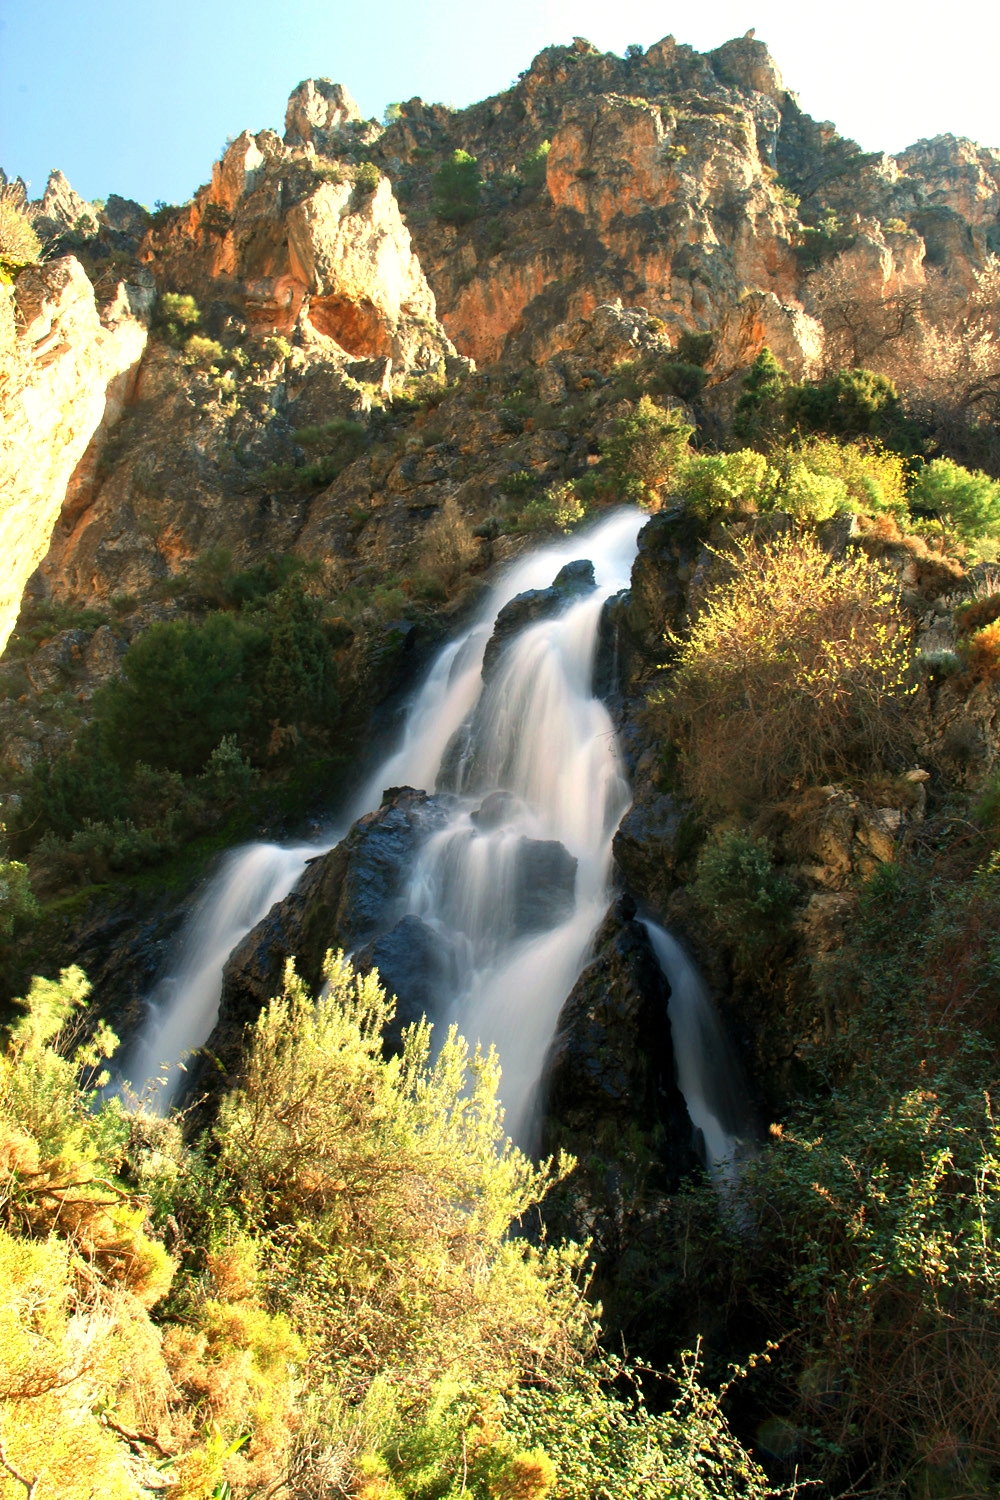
xmin=658 ymin=531 xmax=914 ymax=809
xmin=677 ymin=449 xmax=776 ymax=519
xmin=0 ymin=955 xmax=783 ymax=1499
xmin=0 ymin=184 xmax=41 ymax=277
xmin=774 ymin=435 xmax=908 ymax=516
xmin=601 ymin=395 xmax=694 ymax=508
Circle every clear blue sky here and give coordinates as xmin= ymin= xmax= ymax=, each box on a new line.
xmin=2 ymin=0 xmax=998 ymax=209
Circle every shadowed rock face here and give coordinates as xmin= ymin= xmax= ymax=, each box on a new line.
xmin=353 ymin=913 xmax=456 ymax=1055
xmin=538 ymin=896 xmax=699 ymax=1308
xmin=210 ymin=787 xmax=445 ymax=1075
xmin=543 ymin=896 xmax=693 ymax=1157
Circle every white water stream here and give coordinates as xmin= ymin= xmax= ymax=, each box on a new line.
xmin=126 ymin=507 xmax=751 ymax=1165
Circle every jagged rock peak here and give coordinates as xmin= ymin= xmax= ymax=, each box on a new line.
xmin=29 ymin=169 xmax=98 ymax=239
xmin=285 ymin=78 xmax=366 ymax=147
xmin=708 ymin=32 xmax=786 ymax=105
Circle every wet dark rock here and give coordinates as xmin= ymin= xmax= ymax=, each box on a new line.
xmin=513 ymin=838 xmax=577 ymax=933
xmin=481 ymin=558 xmax=596 ymax=679
xmin=551 ymin=558 xmax=596 ymax=595
xmin=354 ymin=914 xmax=454 ymax=1053
xmin=593 ymin=587 xmax=632 ymax=701
xmin=623 ymin=507 xmax=704 ymax=659
xmin=211 ymin=787 xmax=448 ymax=1075
xmin=540 ymin=898 xmax=699 ymax=1330
xmin=481 ymin=587 xmax=562 ymax=679
xmin=470 ymin=789 xmax=522 ymax=828
xmin=613 ymin=785 xmax=696 ymax=920
xmin=543 ymin=897 xmax=692 ymax=1157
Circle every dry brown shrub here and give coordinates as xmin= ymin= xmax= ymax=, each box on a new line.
xmin=659 ymin=531 xmax=916 ymax=811
xmin=419 ymin=495 xmax=479 ymax=590
xmin=955 ymin=591 xmax=1000 ymax=636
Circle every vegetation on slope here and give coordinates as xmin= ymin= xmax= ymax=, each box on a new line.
xmin=0 ymin=953 xmax=788 ymax=1500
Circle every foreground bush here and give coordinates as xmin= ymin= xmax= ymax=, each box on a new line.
xmin=0 ymin=954 xmax=783 ymax=1499
xmin=658 ymin=531 xmax=914 ymax=809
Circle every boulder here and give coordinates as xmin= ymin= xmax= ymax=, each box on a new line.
xmin=540 ymin=898 xmax=700 ymax=1304
xmin=211 ymin=787 xmax=448 ymax=1072
xmin=612 ymin=786 xmax=693 ymax=918
xmin=512 ymin=837 xmax=577 ymax=934
xmin=543 ymin=897 xmax=692 ymax=1154
xmin=353 ymin=914 xmax=455 ymax=1053
xmin=482 ymin=558 xmax=595 ymax=679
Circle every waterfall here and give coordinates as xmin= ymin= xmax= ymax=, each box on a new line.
xmin=126 ymin=506 xmax=752 ymax=1165
xmin=125 ymin=509 xmax=642 ymax=1112
xmin=643 ymin=922 xmax=755 ymax=1181
xmin=123 ymin=842 xmax=315 ymax=1104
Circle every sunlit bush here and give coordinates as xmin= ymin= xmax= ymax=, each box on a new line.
xmin=601 ymin=395 xmax=693 ymax=508
xmin=658 ymin=532 xmax=914 ymax=809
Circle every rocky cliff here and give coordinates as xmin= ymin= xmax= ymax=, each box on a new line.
xmin=3 ymin=31 xmax=997 ymax=660
xmin=1 ymin=27 xmax=998 ymax=1034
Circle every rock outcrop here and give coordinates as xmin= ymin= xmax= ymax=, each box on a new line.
xmin=0 ymin=258 xmax=150 ymax=653
xmin=214 ymin=786 xmax=445 ymax=1073
xmin=146 ymin=127 xmax=452 ymax=369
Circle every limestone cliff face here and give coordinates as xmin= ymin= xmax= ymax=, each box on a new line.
xmin=0 ymin=259 xmax=150 ymax=653
xmin=145 ymin=126 xmax=452 ymax=370
xmin=368 ymin=34 xmax=997 ymax=378
xmin=2 ymin=28 xmax=999 ymax=757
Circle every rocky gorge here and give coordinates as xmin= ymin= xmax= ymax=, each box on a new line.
xmin=2 ymin=26 xmax=1000 ymax=1499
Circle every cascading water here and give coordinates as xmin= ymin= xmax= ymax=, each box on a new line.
xmin=643 ymin=922 xmax=755 ymax=1181
xmin=123 ymin=842 xmax=315 ymax=1104
xmin=126 ymin=509 xmax=641 ymax=1113
xmin=126 ymin=505 xmax=751 ymax=1165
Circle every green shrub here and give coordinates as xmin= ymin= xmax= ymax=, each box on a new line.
xmin=781 ymin=462 xmax=849 ymax=521
xmin=499 ymin=468 xmax=538 ymax=497
xmin=260 ymin=334 xmax=292 ymax=364
xmin=909 ymin=457 xmax=1000 ymax=541
xmin=521 ymin=139 xmax=551 ymax=188
xmin=732 ymin=1069 xmax=1000 ymax=1493
xmin=353 ymin=160 xmax=381 ymax=195
xmin=694 ymin=829 xmax=798 ymax=951
xmin=15 ymin=742 xmax=129 ymax=843
xmin=0 ymin=856 xmax=37 ymax=938
xmin=775 ymin=435 xmax=909 ymax=515
xmin=200 ymin=200 xmax=231 ymax=235
xmin=433 ymin=150 xmax=481 ymax=225
xmin=785 ymin=365 xmax=914 ymax=447
xmin=34 ymin=817 xmax=169 ymax=885
xmin=656 ymin=359 xmax=707 ymax=401
xmin=182 ymin=333 xmax=225 ymax=368
xmin=256 ymin=578 xmax=340 ymax=730
xmin=200 ymin=735 xmax=258 ymax=799
xmin=154 ymin=291 xmax=201 ymax=346
xmin=675 ymin=331 xmax=715 ymax=367
xmin=601 ymin=395 xmax=694 ymax=508
xmin=516 ymin=481 xmax=585 ymax=534
xmin=262 ymin=419 xmax=366 ymax=492
xmin=95 ymin=611 xmax=264 ymax=776
xmin=732 ymin=347 xmax=790 ymax=445
xmin=678 ymin=449 xmax=776 ymax=520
